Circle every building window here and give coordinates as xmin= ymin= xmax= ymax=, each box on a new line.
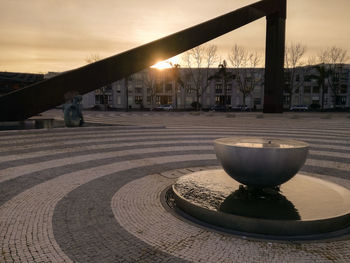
xmin=312 ymin=86 xmax=320 ymax=94
xmin=245 ymin=77 xmax=252 ymax=83
xmin=336 ymin=96 xmax=347 ymax=105
xmin=95 ymin=95 xmax=111 ymax=105
xmin=226 ymin=84 xmax=232 ymax=93
xmin=304 ymin=75 xmax=312 ymax=82
xmin=135 ymin=96 xmax=143 ymax=104
xmin=95 ymin=95 xmax=100 ymax=104
xmin=156 ymin=96 xmax=161 ymax=105
xmin=128 ymin=96 xmax=133 ymax=105
xmin=147 ymin=96 xmax=152 ymax=104
xmin=304 ymin=86 xmax=311 ymax=93
xmin=135 ymin=87 xmax=143 ymax=94
xmin=254 ymin=98 xmax=261 ymax=105
xmin=340 ymin=84 xmax=347 ymax=94
xmin=332 ymin=73 xmax=340 ymax=83
xmin=296 ymin=74 xmax=300 ymax=82
xmin=215 ymin=84 xmax=222 ymax=94
xmin=116 ymin=85 xmax=121 ymax=93
xmin=283 ymin=95 xmax=290 ymax=104
xmin=284 ymin=72 xmax=291 ymax=80
xmin=284 ymin=84 xmax=290 ymax=93
xmin=303 ymin=95 xmax=311 ymax=105
xmin=135 ymin=80 xmax=142 ymax=86
xmin=165 ymin=83 xmax=172 ymax=93
xmin=156 ymin=84 xmax=163 ymax=93
xmin=186 ymin=85 xmax=192 ymax=94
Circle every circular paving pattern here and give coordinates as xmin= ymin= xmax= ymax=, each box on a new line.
xmin=0 ymin=112 xmax=350 ymax=262
xmin=113 ymin=170 xmax=350 ymax=262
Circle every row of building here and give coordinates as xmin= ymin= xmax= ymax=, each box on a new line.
xmin=79 ymin=65 xmax=350 ymax=110
xmin=1 ymin=64 xmax=350 ymax=110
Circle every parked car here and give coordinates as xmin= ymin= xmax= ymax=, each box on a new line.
xmin=290 ymin=105 xmax=309 ymax=111
xmin=210 ymin=105 xmax=227 ymax=111
xmin=231 ymin=105 xmax=251 ymax=111
xmin=153 ymin=104 xmax=174 ymax=111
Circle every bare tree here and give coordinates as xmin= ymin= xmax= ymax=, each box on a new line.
xmin=142 ymin=68 xmax=158 ymax=110
xmin=284 ymin=43 xmax=307 ymax=108
xmin=85 ymin=54 xmax=109 ymax=110
xmin=228 ymin=44 xmax=262 ymax=107
xmin=124 ymin=75 xmax=133 ymax=111
xmin=181 ymin=44 xmax=218 ymax=110
xmin=318 ymin=46 xmax=348 ymax=107
xmin=86 ymin=54 xmax=102 ymax=64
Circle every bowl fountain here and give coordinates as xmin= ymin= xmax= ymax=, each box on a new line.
xmin=171 ymin=137 xmax=350 ymax=239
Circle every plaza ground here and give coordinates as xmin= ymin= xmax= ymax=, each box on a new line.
xmin=0 ymin=110 xmax=349 ymax=262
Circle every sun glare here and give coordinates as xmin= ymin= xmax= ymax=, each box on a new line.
xmin=151 ymin=56 xmax=179 ymax=70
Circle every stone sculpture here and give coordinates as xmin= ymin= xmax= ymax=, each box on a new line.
xmin=63 ymin=95 xmax=84 ymax=127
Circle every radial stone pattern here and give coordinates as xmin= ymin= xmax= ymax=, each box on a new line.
xmin=1 ymin=111 xmax=350 ymax=262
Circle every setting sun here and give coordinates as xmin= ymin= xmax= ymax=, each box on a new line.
xmin=151 ymin=61 xmax=172 ymax=69
xmin=151 ymin=56 xmax=180 ymax=70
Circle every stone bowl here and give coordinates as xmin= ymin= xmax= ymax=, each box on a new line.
xmin=214 ymin=137 xmax=309 ymax=187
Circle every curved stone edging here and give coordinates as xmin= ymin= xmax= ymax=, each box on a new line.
xmin=112 ymin=171 xmax=350 ymax=262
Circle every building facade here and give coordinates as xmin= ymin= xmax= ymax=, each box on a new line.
xmin=84 ymin=68 xmax=265 ymax=110
xmin=0 ymin=72 xmax=44 ymax=96
xmin=83 ymin=65 xmax=350 ymax=110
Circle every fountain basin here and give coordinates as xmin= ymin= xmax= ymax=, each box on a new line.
xmin=214 ymin=137 xmax=309 ymax=187
xmin=172 ymin=170 xmax=350 ymax=237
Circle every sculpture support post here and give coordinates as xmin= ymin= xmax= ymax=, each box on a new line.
xmin=263 ymin=0 xmax=286 ymax=113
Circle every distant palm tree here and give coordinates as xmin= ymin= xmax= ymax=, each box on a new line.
xmin=169 ymin=63 xmax=184 ymax=110
xmin=208 ymin=60 xmax=234 ymax=110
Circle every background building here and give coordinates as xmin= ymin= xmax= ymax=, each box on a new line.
xmin=3 ymin=65 xmax=348 ymax=111
xmin=82 ymin=65 xmax=350 ymax=110
xmin=0 ymin=72 xmax=44 ymax=96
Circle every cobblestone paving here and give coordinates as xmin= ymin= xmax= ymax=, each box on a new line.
xmin=0 ymin=110 xmax=349 ymax=262
xmin=113 ymin=170 xmax=350 ymax=263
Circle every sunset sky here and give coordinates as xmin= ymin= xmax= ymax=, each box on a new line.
xmin=0 ymin=0 xmax=349 ymax=73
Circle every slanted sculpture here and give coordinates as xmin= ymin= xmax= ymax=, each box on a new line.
xmin=63 ymin=95 xmax=84 ymax=127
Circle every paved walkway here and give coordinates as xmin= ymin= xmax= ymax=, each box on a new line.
xmin=0 ymin=110 xmax=350 ymax=262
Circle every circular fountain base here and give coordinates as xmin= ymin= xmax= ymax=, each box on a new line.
xmin=172 ymin=169 xmax=350 ymax=237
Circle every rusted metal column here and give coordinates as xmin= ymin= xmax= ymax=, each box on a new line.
xmin=263 ymin=0 xmax=286 ymax=113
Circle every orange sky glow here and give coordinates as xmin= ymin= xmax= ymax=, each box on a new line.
xmin=0 ymin=0 xmax=349 ymax=73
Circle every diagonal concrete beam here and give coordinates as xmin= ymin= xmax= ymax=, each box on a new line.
xmin=0 ymin=0 xmax=286 ymax=121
